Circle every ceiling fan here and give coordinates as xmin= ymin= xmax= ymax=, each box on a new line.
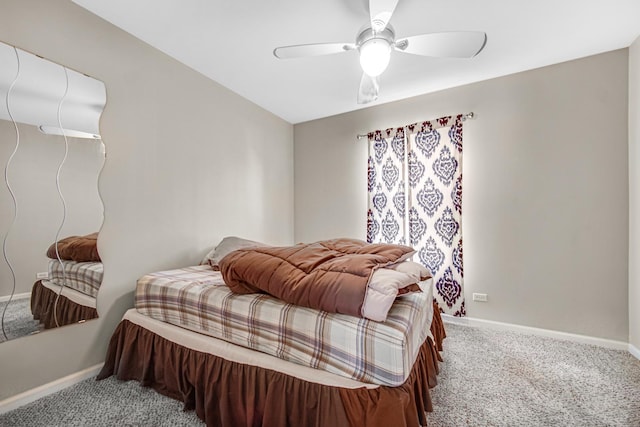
xmin=273 ymin=0 xmax=487 ymax=104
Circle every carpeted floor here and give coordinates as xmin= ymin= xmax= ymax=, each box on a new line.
xmin=1 ymin=376 xmax=202 ymax=427
xmin=1 ymin=322 xmax=639 ymax=426
xmin=427 ymin=324 xmax=640 ymax=427
xmin=0 ymin=297 xmax=41 ymax=343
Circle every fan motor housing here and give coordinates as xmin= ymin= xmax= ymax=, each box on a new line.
xmin=356 ymin=25 xmax=395 ymax=49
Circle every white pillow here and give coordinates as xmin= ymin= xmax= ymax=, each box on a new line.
xmin=390 ymin=261 xmax=432 ymax=281
xmin=201 ymin=236 xmax=266 ymax=270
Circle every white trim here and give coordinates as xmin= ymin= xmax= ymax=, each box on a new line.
xmin=0 ymin=292 xmax=30 ymax=303
xmin=0 ymin=363 xmax=103 ymax=414
xmin=442 ymin=314 xmax=628 ymax=351
xmin=630 ymin=343 xmax=640 ymax=361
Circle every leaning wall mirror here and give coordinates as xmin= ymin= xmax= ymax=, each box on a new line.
xmin=0 ymin=40 xmax=106 ymax=342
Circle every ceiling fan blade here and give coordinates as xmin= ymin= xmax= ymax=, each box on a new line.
xmin=273 ymin=43 xmax=355 ymax=59
xmin=395 ymin=31 xmax=487 ymax=58
xmin=357 ymin=73 xmax=379 ymax=104
xmin=369 ymin=0 xmax=399 ymax=33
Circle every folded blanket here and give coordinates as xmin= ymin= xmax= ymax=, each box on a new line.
xmin=219 ymin=238 xmax=429 ymax=321
xmin=362 ymin=261 xmax=432 ymax=321
xmin=47 ymin=232 xmax=101 ymax=262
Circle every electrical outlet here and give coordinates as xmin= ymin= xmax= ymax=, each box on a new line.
xmin=36 ymin=272 xmax=48 ymax=279
xmin=472 ymin=293 xmax=488 ymax=302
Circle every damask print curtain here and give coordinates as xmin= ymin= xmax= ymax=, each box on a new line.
xmin=367 ymin=115 xmax=465 ymax=316
xmin=406 ymin=115 xmax=464 ymax=316
xmin=367 ymin=127 xmax=408 ymax=245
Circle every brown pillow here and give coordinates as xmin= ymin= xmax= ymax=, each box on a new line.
xmin=47 ymin=232 xmax=100 ymax=262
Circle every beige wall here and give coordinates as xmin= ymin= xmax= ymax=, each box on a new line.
xmin=630 ymin=36 xmax=640 ymax=352
xmin=0 ymin=0 xmax=293 ymax=400
xmin=295 ymin=50 xmax=629 ymax=341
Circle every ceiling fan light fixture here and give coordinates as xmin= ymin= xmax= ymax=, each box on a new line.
xmin=272 ymin=0 xmax=487 ymax=105
xmin=359 ymin=38 xmax=391 ymax=77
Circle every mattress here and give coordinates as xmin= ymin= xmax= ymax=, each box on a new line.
xmin=122 ymin=308 xmax=377 ymax=389
xmin=135 ymin=265 xmax=434 ymax=386
xmin=47 ymin=259 xmax=103 ymax=298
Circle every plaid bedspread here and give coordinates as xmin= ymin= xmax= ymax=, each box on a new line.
xmin=48 ymin=259 xmax=103 ymax=298
xmin=135 ymin=265 xmax=433 ymax=386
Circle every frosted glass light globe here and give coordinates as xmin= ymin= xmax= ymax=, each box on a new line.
xmin=359 ymin=38 xmax=391 ymax=77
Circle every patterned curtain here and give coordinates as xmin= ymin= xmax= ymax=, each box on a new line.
xmin=367 ymin=128 xmax=407 ymax=245
xmin=367 ymin=115 xmax=465 ymax=316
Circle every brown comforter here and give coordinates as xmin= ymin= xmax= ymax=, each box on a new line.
xmin=219 ymin=238 xmax=415 ymax=317
xmin=46 ymin=232 xmax=100 ymax=262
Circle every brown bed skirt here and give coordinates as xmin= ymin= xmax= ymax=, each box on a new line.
xmin=30 ymin=280 xmax=98 ymax=329
xmin=97 ymin=302 xmax=446 ymax=427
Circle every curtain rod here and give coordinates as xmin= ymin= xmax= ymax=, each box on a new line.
xmin=356 ymin=112 xmax=475 ymax=140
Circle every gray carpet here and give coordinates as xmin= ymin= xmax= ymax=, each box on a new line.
xmin=427 ymin=324 xmax=640 ymax=426
xmin=0 ymin=297 xmax=41 ymax=343
xmin=1 ymin=376 xmax=202 ymax=427
xmin=1 ymin=323 xmax=639 ymax=426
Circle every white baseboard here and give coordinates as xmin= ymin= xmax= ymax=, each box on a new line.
xmin=0 ymin=363 xmax=103 ymax=414
xmin=0 ymin=292 xmax=30 ymax=303
xmin=630 ymin=343 xmax=640 ymax=361
xmin=442 ymin=314 xmax=629 ymax=351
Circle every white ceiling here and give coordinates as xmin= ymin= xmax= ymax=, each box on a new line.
xmin=72 ymin=0 xmax=640 ymax=124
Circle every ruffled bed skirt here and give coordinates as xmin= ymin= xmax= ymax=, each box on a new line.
xmin=30 ymin=280 xmax=98 ymax=329
xmin=97 ymin=302 xmax=446 ymax=427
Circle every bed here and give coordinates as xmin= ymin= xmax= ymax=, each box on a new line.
xmin=98 ymin=238 xmax=446 ymax=427
xmin=30 ymin=233 xmax=102 ymax=328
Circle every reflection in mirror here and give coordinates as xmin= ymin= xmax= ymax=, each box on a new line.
xmin=0 ymin=41 xmax=106 ymax=342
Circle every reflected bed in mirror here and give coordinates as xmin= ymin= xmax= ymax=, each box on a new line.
xmin=0 ymin=40 xmax=106 ymax=342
